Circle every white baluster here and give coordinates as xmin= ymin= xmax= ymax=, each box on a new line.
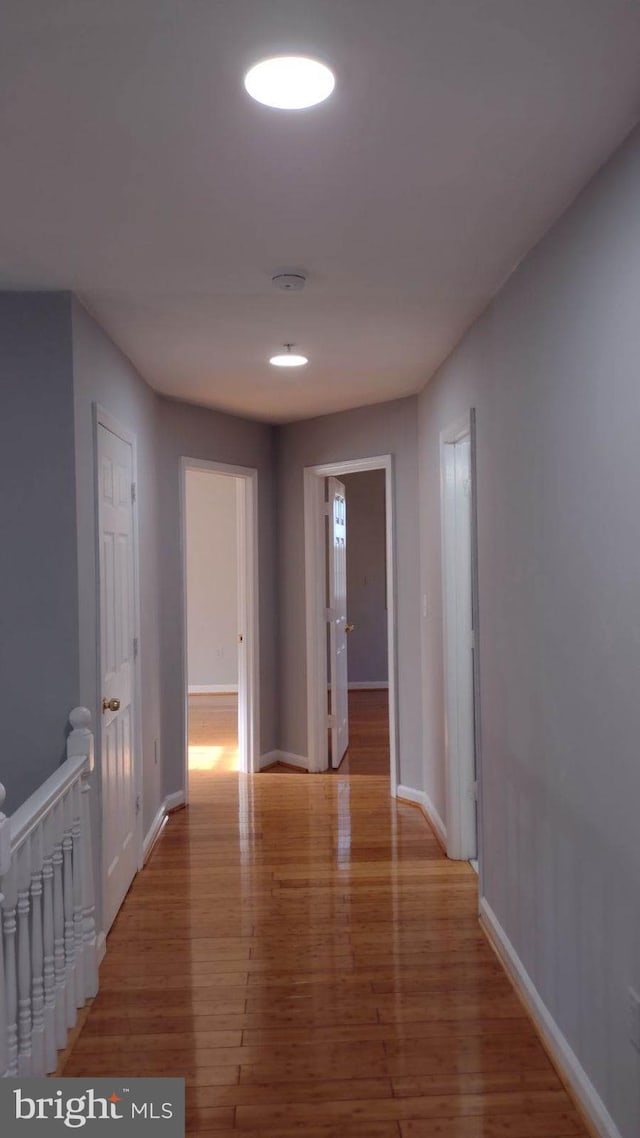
xmin=72 ymin=781 xmax=84 ymax=1009
xmin=16 ymin=840 xmax=33 ymax=1075
xmin=52 ymin=801 xmax=66 ymax=1049
xmin=3 ymin=859 xmax=18 ymax=1076
xmin=67 ymin=708 xmax=97 ymax=999
xmin=62 ymin=791 xmax=76 ymax=1029
xmin=0 ymin=782 xmax=9 ymax=1077
xmin=41 ymin=811 xmax=57 ymax=1073
xmin=30 ymin=826 xmax=45 ymax=1075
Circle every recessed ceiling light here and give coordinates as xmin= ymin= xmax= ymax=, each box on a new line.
xmin=244 ymin=56 xmax=335 ymax=110
xmin=270 ymin=343 xmax=308 ymax=367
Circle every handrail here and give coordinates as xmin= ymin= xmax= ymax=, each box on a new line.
xmin=9 ymin=756 xmax=88 ymax=853
xmin=0 ymin=707 xmax=98 ymax=1077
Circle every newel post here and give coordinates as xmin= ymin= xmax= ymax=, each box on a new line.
xmin=67 ymin=709 xmax=98 ymax=999
xmin=0 ymin=781 xmax=9 ymax=1076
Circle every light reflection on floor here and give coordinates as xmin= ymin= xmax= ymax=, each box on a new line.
xmin=188 ymin=744 xmax=239 ymax=773
xmin=188 ymin=693 xmax=239 ymax=774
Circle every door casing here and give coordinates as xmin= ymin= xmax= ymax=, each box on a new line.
xmin=304 ymin=455 xmax=398 ymax=795
xmin=179 ymin=458 xmax=260 ymax=795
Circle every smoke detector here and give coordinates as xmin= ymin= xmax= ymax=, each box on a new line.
xmin=272 ymin=272 xmax=306 ymax=292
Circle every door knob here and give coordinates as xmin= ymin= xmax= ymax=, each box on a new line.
xmin=346 ymin=623 xmax=355 ymax=633
xmin=102 ymin=697 xmax=121 ymax=713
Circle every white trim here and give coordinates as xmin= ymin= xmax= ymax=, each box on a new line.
xmin=260 ymin=750 xmax=309 ymax=771
xmin=142 ymin=802 xmax=167 ymax=861
xmin=188 ymin=684 xmax=239 ymax=695
xmin=347 ymin=681 xmax=389 ymax=690
xmin=304 ymin=455 xmax=399 ymax=796
xmin=397 ymin=784 xmax=447 ymax=849
xmin=165 ymin=790 xmax=186 ymax=812
xmin=142 ymin=790 xmax=185 ymax=865
xmin=440 ymin=412 xmax=477 ymax=861
xmin=480 ymin=898 xmax=622 ymax=1138
xmin=96 ymin=932 xmax=107 ymax=968
xmin=94 ymin=405 xmax=145 ymax=917
xmin=180 ymin=458 xmax=260 ymax=802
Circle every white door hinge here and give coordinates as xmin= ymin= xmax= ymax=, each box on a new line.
xmin=327 ymin=713 xmax=336 ymax=728
xmin=133 ymin=636 xmax=139 ymax=660
xmin=131 ymin=482 xmax=137 ymax=504
xmin=135 ymin=794 xmax=141 ymax=816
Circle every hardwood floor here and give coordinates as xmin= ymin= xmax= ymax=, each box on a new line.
xmin=63 ymin=719 xmax=587 ymax=1136
xmin=189 ymin=693 xmax=239 ymax=773
xmin=333 ymin=689 xmax=390 ymax=776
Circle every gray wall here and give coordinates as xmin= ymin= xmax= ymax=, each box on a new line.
xmin=276 ymin=397 xmax=421 ymax=785
xmin=342 ymin=471 xmax=388 ymax=684
xmin=156 ymin=398 xmax=277 ymax=795
xmin=418 ymin=125 xmax=640 ymax=1138
xmin=0 ymin=293 xmax=79 ymax=812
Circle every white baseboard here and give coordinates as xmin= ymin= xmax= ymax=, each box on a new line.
xmin=142 ymin=791 xmax=185 ymax=865
xmin=348 ymin=681 xmax=389 ymax=690
xmin=188 ymin=684 xmax=238 ymax=694
xmin=143 ymin=802 xmax=167 ymax=861
xmin=480 ymin=897 xmax=622 ymax=1138
xmin=397 ymin=784 xmax=447 ymax=849
xmin=165 ymin=790 xmax=186 ymax=812
xmin=260 ymin=750 xmax=309 ymax=771
xmin=96 ymin=931 xmax=107 ymax=968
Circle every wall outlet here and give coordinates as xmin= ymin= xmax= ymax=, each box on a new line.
xmin=629 ymin=988 xmax=640 ymax=1052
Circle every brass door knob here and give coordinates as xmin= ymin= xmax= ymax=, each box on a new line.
xmin=346 ymin=623 xmax=355 ymax=633
xmin=102 ymin=697 xmax=121 ymax=713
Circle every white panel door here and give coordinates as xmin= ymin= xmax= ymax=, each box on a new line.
xmin=328 ymin=477 xmax=349 ymax=765
xmin=98 ymin=423 xmax=138 ymax=933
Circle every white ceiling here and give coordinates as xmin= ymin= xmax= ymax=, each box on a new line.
xmin=1 ymin=1 xmax=639 ymax=423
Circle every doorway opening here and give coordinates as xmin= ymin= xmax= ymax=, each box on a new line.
xmin=180 ymin=459 xmax=259 ymax=797
xmin=304 ymin=456 xmax=398 ymax=793
xmin=440 ymin=411 xmax=481 ymax=867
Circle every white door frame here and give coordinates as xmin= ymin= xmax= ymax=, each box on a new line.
xmin=179 ymin=458 xmax=260 ymax=795
xmin=304 ymin=455 xmax=399 ymax=796
xmin=93 ymin=404 xmax=144 ymax=877
xmin=440 ymin=411 xmax=481 ymax=863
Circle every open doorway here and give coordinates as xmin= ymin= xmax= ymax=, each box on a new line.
xmin=305 ymin=456 xmax=399 ymax=792
xmin=329 ymin=471 xmax=390 ymax=776
xmin=181 ymin=459 xmax=259 ymax=796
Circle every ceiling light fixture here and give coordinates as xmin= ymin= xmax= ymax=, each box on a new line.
xmin=244 ymin=55 xmax=335 ymax=110
xmin=269 ymin=343 xmax=308 ymax=368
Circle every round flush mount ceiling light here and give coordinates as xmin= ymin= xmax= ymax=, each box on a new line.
xmin=244 ymin=55 xmax=335 ymax=110
xmin=269 ymin=343 xmax=308 ymax=367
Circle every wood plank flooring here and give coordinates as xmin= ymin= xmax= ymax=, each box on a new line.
xmin=332 ymin=689 xmax=390 ymax=776
xmin=189 ymin=693 xmax=239 ymax=773
xmin=63 ymin=723 xmax=587 ymax=1136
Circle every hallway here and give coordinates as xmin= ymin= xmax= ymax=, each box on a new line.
xmin=62 ymin=770 xmax=586 ymax=1136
